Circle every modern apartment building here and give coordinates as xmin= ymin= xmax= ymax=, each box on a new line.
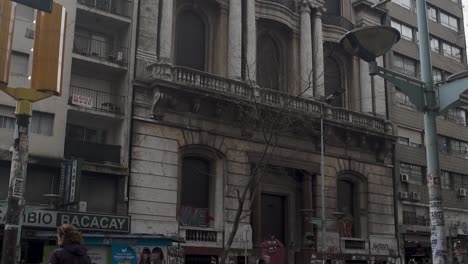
xmin=388 ymin=0 xmax=468 ymax=263
xmin=0 ymin=0 xmax=135 ymax=261
xmin=130 ymin=0 xmax=400 ymax=264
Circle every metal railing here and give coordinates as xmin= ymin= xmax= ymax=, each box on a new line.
xmin=77 ymin=0 xmax=132 ymax=17
xmin=343 ymin=238 xmax=366 ymax=250
xmin=151 ymin=65 xmax=388 ymax=134
xmin=73 ymin=35 xmax=128 ymax=66
xmin=185 ymin=229 xmax=218 ymax=242
xmin=403 ymin=211 xmax=430 ymax=226
xmin=69 ymin=85 xmax=125 ymax=114
xmin=64 ymin=139 xmax=121 ymax=163
xmin=322 ymin=13 xmax=355 ymax=31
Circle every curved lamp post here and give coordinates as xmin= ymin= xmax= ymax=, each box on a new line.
xmin=340 ymin=1 xmax=468 ymax=264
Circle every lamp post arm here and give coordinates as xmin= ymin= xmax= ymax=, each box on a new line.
xmin=437 ymin=77 xmax=468 ymax=114
xmin=368 ymin=62 xmax=425 ymax=110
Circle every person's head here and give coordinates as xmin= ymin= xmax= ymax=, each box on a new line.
xmin=56 ymin=224 xmax=83 ymax=247
xmin=142 ymin=248 xmax=151 ymax=260
xmin=151 ymin=247 xmax=164 ymax=261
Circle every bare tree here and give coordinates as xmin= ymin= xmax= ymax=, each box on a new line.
xmin=218 ymin=66 xmax=320 ymax=264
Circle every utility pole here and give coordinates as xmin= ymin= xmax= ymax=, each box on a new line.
xmin=415 ymin=1 xmax=446 ymax=263
xmin=0 ymin=0 xmax=65 ymax=262
xmin=1 ymin=100 xmax=32 ymax=264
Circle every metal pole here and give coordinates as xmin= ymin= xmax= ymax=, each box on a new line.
xmin=415 ymin=0 xmax=446 ymax=263
xmin=321 ymin=105 xmax=326 ymax=261
xmin=1 ymin=100 xmax=31 ymax=264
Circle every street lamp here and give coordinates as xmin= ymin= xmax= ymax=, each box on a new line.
xmin=340 ymin=1 xmax=468 ymax=264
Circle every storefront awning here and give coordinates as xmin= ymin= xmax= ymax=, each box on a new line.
xmin=35 ymin=231 xmax=185 ymax=245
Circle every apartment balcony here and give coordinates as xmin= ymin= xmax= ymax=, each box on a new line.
xmin=72 ymin=35 xmax=128 ymax=73
xmin=77 ymin=0 xmax=132 ymax=18
xmin=322 ymin=13 xmax=354 ymax=31
xmin=68 ymin=85 xmax=125 ymax=116
xmin=64 ymin=139 xmax=121 ymax=164
xmin=148 ymin=64 xmax=391 ymax=137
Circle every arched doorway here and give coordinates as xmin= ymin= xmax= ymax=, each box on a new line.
xmin=257 ymin=34 xmax=281 ymax=90
xmin=175 ymin=10 xmax=206 ymax=71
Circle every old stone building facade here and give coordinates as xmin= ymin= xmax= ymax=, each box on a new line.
xmin=129 ymin=0 xmax=400 ymax=264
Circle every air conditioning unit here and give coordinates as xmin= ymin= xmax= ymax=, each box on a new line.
xmin=457 ymin=188 xmax=467 ymax=197
xmin=411 ymin=192 xmax=421 ymax=201
xmin=400 ymin=192 xmax=409 ymax=200
xmin=400 ymin=173 xmax=410 ymax=183
xmin=116 ymin=51 xmax=123 ymax=62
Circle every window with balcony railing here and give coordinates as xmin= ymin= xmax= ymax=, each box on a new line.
xmin=74 ymin=29 xmax=128 ymax=65
xmin=77 ymin=0 xmax=132 ymax=17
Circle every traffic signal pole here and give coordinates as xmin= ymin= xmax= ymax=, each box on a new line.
xmin=0 ymin=89 xmax=52 ymax=264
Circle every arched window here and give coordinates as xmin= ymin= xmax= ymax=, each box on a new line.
xmin=175 ymin=10 xmax=206 ymax=71
xmin=337 ymin=179 xmax=356 ymax=237
xmin=324 ymin=57 xmax=343 ymax=107
xmin=324 ymin=0 xmax=341 ymax=16
xmin=180 ymin=157 xmax=211 ymax=227
xmin=257 ymin=34 xmax=281 ymax=90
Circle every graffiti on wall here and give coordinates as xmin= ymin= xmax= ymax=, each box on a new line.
xmin=179 ymin=206 xmax=213 ymax=227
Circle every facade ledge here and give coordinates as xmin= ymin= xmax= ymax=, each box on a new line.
xmin=77 ymin=2 xmax=132 ymax=23
xmin=147 ymin=64 xmax=394 ymax=138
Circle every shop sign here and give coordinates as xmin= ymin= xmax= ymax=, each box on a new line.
xmin=0 ymin=206 xmax=130 ymax=232
xmin=458 ymin=229 xmax=468 ymax=235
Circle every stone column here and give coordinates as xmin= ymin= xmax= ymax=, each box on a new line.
xmin=245 ymin=0 xmax=256 ymax=82
xmin=300 ymin=4 xmax=313 ymax=96
xmin=228 ymin=0 xmax=242 ymax=79
xmin=313 ymin=8 xmax=325 ymax=98
xmin=159 ymin=0 xmax=174 ymax=63
xmin=360 ymin=59 xmax=372 ymax=113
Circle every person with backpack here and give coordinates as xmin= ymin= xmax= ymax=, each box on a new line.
xmin=48 ymin=224 xmax=91 ymax=264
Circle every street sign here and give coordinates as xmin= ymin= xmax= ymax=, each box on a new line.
xmin=11 ymin=0 xmax=53 ymax=13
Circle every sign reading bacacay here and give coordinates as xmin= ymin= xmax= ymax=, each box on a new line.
xmin=0 ymin=205 xmax=130 ymax=233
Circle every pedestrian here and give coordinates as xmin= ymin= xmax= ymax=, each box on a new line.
xmin=48 ymin=224 xmax=91 ymax=264
xmin=151 ymin=247 xmax=165 ymax=264
xmin=139 ymin=248 xmax=152 ymax=264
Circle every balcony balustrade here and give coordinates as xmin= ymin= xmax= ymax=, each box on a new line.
xmin=150 ymin=64 xmax=390 ymax=135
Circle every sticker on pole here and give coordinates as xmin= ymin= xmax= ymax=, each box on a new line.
xmin=12 ymin=178 xmax=24 ymax=198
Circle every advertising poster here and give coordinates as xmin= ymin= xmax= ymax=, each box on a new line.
xmin=88 ymin=246 xmax=109 ymax=264
xmin=112 ymin=245 xmax=168 ymax=264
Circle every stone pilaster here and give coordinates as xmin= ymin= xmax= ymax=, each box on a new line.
xmin=245 ymin=0 xmax=256 ymax=82
xmin=228 ymin=0 xmax=242 ymax=79
xmin=135 ymin=0 xmax=159 ymax=80
xmin=159 ymin=0 xmax=174 ymax=63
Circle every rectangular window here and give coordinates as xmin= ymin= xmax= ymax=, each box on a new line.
xmin=66 ymin=124 xmax=107 ymax=144
xmin=430 ymin=38 xmax=440 ymax=53
xmin=392 ymin=21 xmax=414 ymax=41
xmin=447 ymin=108 xmax=467 ymax=126
xmin=433 ymin=68 xmax=443 ymax=83
xmin=453 ymin=173 xmax=468 ymax=189
xmin=398 ymin=127 xmax=423 ymax=147
xmin=30 ymin=112 xmax=54 ymax=136
xmin=442 ymin=42 xmax=462 ymax=61
xmin=428 ymin=7 xmax=437 ymax=22
xmin=449 ymin=138 xmax=468 ymax=158
xmin=438 ymin=135 xmax=449 ymax=154
xmin=440 ymin=11 xmax=459 ymax=31
xmin=395 ymin=90 xmax=417 ymax=109
xmin=393 ymin=53 xmax=416 ymax=76
xmin=400 ymin=163 xmax=424 ymax=185
xmin=440 ymin=171 xmax=452 ymax=190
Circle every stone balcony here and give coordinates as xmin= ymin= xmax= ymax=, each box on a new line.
xmin=147 ymin=64 xmax=393 ymax=137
